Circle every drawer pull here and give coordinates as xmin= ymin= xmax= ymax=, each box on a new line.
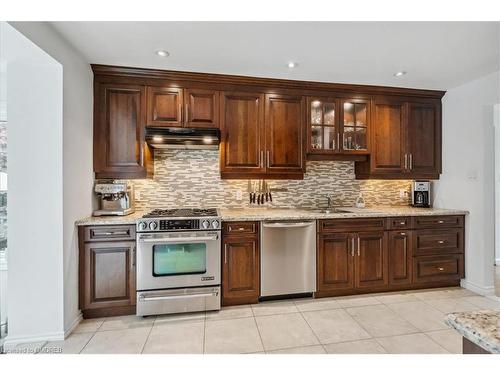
xmin=238 ymin=227 xmax=245 ymax=231
xmin=97 ymin=231 xmax=128 ymax=236
xmin=437 ymin=267 xmax=444 ymax=271
xmin=437 ymin=240 xmax=446 ymax=244
xmin=437 ymin=220 xmax=444 ymax=224
xmin=400 ymin=232 xmax=406 ymax=236
xmin=399 ymin=221 xmax=405 ymax=225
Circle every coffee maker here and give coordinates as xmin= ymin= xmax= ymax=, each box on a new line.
xmin=411 ymin=181 xmax=431 ymax=208
xmin=93 ymin=180 xmax=135 ymax=216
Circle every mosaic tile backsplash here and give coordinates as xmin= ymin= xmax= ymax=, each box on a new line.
xmin=132 ymin=149 xmax=412 ymax=209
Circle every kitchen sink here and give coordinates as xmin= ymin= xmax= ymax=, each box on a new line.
xmin=303 ymin=207 xmax=353 ymax=214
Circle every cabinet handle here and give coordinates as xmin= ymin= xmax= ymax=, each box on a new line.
xmin=260 ymin=150 xmax=264 ymax=168
xmin=238 ymin=227 xmax=245 ymax=231
xmin=437 ymin=220 xmax=444 ymax=224
xmin=399 ymin=221 xmax=406 ymax=225
xmin=224 ymin=244 xmax=228 ymax=264
xmin=357 ymin=237 xmax=360 ymax=256
xmin=409 ymin=154 xmax=413 ymax=170
xmin=351 ymin=238 xmax=355 ymax=257
xmin=437 ymin=240 xmax=445 ymax=244
xmin=266 ymin=150 xmax=270 ymax=168
xmin=404 ymin=154 xmax=408 ymax=170
xmin=337 ymin=133 xmax=340 ymax=151
xmin=437 ymin=267 xmax=444 ymax=271
xmin=132 ymin=245 xmax=136 ymax=267
xmin=400 ymin=232 xmax=406 ymax=236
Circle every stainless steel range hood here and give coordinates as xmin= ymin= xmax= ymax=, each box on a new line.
xmin=145 ymin=127 xmax=220 ymax=150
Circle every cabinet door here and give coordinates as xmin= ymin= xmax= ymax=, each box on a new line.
xmin=406 ymin=102 xmax=441 ymax=176
xmin=308 ymin=97 xmax=340 ymax=155
xmin=264 ymin=94 xmax=305 ymax=175
xmin=94 ymin=83 xmax=150 ymax=179
xmin=220 ymin=92 xmax=265 ymax=176
xmin=146 ymin=86 xmax=183 ymax=126
xmin=185 ymin=88 xmax=219 ymax=128
xmin=355 ymin=231 xmax=388 ymax=289
xmin=341 ymin=99 xmax=369 ymax=154
xmin=82 ymin=241 xmax=136 ymax=310
xmin=388 ymin=231 xmax=412 ymax=286
xmin=317 ymin=233 xmax=355 ymax=292
xmin=222 ymin=236 xmax=260 ymax=305
xmin=370 ymin=100 xmax=406 ymax=174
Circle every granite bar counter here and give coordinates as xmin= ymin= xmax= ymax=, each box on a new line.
xmin=76 ymin=206 xmax=468 ymax=226
xmin=446 ymin=309 xmax=500 ymax=354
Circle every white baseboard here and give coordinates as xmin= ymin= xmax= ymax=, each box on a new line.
xmin=64 ymin=312 xmax=82 ymax=338
xmin=2 ymin=330 xmax=66 ymax=350
xmin=460 ymin=279 xmax=496 ymax=296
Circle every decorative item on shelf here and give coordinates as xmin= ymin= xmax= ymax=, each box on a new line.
xmin=355 ymin=192 xmax=366 ymax=208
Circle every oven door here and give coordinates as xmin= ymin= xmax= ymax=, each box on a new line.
xmin=137 ymin=231 xmax=221 ymax=291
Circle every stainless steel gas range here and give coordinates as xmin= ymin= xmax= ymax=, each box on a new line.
xmin=136 ymin=208 xmax=221 ymax=316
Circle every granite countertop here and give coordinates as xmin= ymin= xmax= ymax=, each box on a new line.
xmin=76 ymin=206 xmax=468 ymax=226
xmin=446 ymin=310 xmax=500 ymax=354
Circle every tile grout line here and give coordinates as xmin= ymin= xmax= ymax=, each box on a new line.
xmin=78 ymin=319 xmax=105 ymax=354
xmin=139 ymin=316 xmax=156 ymax=354
xmin=202 ymin=312 xmax=207 ymax=354
xmin=294 ymin=300 xmax=326 ymax=353
xmin=251 ymin=304 xmax=267 ymax=354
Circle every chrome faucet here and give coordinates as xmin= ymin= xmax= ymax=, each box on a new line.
xmin=325 ymin=193 xmax=333 ymax=209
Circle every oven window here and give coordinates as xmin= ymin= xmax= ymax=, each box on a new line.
xmin=153 ymin=243 xmax=207 ymax=276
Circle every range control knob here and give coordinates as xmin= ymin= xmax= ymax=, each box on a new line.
xmin=211 ymin=220 xmax=220 ymax=229
xmin=149 ymin=221 xmax=158 ymax=231
xmin=201 ymin=220 xmax=210 ymax=229
xmin=138 ymin=222 xmax=148 ymax=231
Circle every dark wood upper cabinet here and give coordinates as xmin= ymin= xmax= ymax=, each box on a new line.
xmin=184 ymin=88 xmax=219 ymax=128
xmin=146 ymin=86 xmax=183 ymax=126
xmin=340 ymin=99 xmax=370 ymax=155
xmin=220 ymin=92 xmax=265 ymax=176
xmin=264 ymin=94 xmax=305 ymax=175
xmin=94 ymin=83 xmax=152 ymax=179
xmin=356 ymin=98 xmax=441 ymax=180
xmin=406 ymin=102 xmax=441 ymax=176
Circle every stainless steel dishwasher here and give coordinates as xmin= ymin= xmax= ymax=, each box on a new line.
xmin=260 ymin=220 xmax=316 ymax=297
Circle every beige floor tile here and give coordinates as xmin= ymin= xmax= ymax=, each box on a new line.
xmin=206 ymin=305 xmax=253 ymax=321
xmin=81 ymin=327 xmax=151 ymax=354
xmin=73 ymin=318 xmax=104 ymax=333
xmin=426 ymin=329 xmax=462 ymax=354
xmin=346 ymin=304 xmax=418 ymax=338
xmin=204 ymin=317 xmax=263 ymax=354
xmin=256 ymin=313 xmax=319 ymax=351
xmin=252 ymin=300 xmax=299 ymax=316
xmin=386 ymin=301 xmax=448 ymax=332
xmin=425 ymin=297 xmax=478 ymax=314
xmin=99 ymin=315 xmax=155 ymax=331
xmin=461 ymin=296 xmax=500 ymax=309
xmin=143 ymin=320 xmax=204 ymax=354
xmin=294 ymin=297 xmax=342 ymax=312
xmin=302 ymin=309 xmax=371 ymax=344
xmin=411 ymin=289 xmax=455 ymax=301
xmin=377 ymin=333 xmax=449 ymax=354
xmin=374 ymin=293 xmax=420 ymax=305
xmin=446 ymin=288 xmax=479 ymax=298
xmin=324 ymin=339 xmax=387 ymax=354
xmin=335 ymin=295 xmax=381 ymax=308
xmin=155 ymin=311 xmax=205 ymax=323
xmin=43 ymin=333 xmax=93 ymax=354
xmin=267 ymin=345 xmax=326 ymax=354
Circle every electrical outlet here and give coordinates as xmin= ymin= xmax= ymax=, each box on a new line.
xmin=399 ymin=189 xmax=408 ymax=199
xmin=235 ymin=190 xmax=243 ymax=201
xmin=135 ymin=191 xmax=142 ymax=201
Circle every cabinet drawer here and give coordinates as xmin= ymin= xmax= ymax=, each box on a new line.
xmin=413 ymin=254 xmax=464 ymax=284
xmin=413 ymin=215 xmax=464 ymax=229
xmin=413 ymin=229 xmax=463 ymax=255
xmin=223 ymin=221 xmax=259 ymax=236
xmin=319 ymin=218 xmax=386 ymax=233
xmin=84 ymin=225 xmax=136 ymax=242
xmin=388 ymin=217 xmax=411 ymax=230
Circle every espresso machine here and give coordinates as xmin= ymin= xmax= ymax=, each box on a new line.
xmin=411 ymin=181 xmax=431 ymax=208
xmin=93 ymin=180 xmax=135 ymax=216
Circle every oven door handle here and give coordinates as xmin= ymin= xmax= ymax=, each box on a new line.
xmin=138 ymin=291 xmax=219 ymax=302
xmin=139 ymin=236 xmax=218 ymax=244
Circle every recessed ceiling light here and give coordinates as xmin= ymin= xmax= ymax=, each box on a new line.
xmin=156 ymin=50 xmax=170 ymax=57
xmin=394 ymin=71 xmax=407 ymax=77
xmin=288 ymin=61 xmax=298 ymax=69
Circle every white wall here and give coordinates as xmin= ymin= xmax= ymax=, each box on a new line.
xmin=2 ymin=22 xmax=64 ymax=344
xmin=495 ymin=103 xmax=500 ymax=265
xmin=434 ymin=70 xmax=500 ymax=295
xmin=8 ymin=22 xmax=94 ymax=335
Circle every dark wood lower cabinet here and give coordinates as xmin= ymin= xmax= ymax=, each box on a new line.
xmin=388 ymin=230 xmax=412 ymax=286
xmin=222 ymin=223 xmax=260 ymax=306
xmin=317 ymin=233 xmax=355 ymax=293
xmin=79 ymin=226 xmax=136 ymax=318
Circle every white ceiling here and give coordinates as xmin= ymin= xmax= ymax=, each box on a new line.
xmin=50 ymin=21 xmax=500 ymax=90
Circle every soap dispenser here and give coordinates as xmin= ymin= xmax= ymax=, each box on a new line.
xmin=355 ymin=193 xmax=366 ymax=208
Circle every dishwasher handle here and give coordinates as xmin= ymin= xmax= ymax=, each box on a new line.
xmin=262 ymin=221 xmax=315 ymax=229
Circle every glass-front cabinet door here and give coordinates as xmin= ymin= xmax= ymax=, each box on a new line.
xmin=341 ymin=99 xmax=369 ymax=153
xmin=308 ymin=97 xmax=339 ymax=154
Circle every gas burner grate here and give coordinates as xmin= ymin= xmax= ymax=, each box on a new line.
xmin=143 ymin=208 xmax=218 ymax=218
